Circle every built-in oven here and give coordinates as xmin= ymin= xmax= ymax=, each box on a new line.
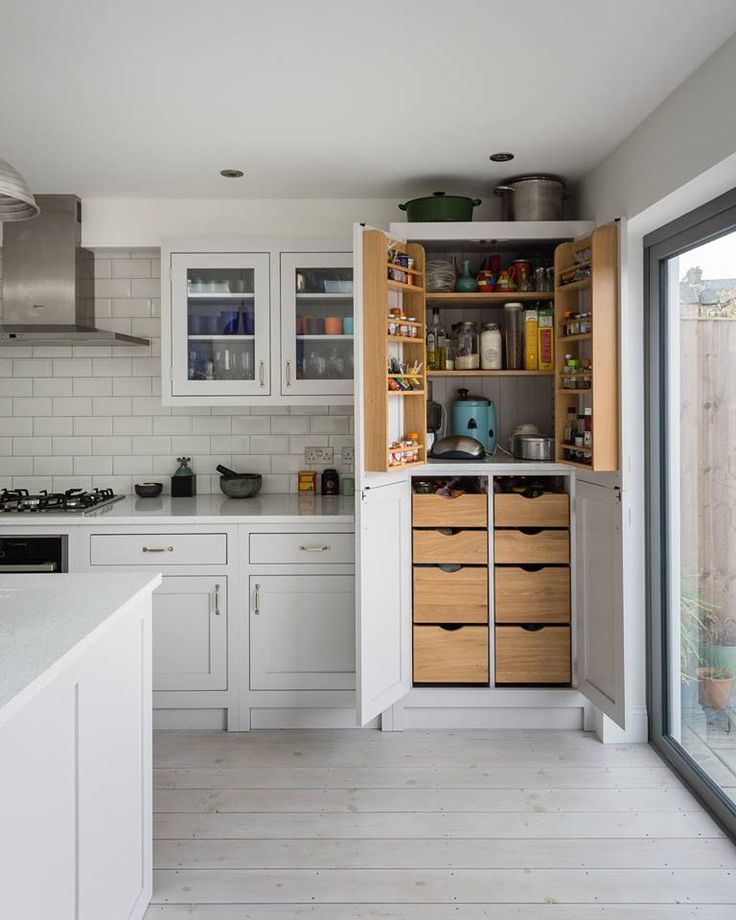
xmin=0 ymin=535 xmax=68 ymax=573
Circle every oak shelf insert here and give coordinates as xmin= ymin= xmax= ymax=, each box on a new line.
xmin=428 ymin=370 xmax=554 ymax=378
xmin=426 ymin=292 xmax=554 ymax=305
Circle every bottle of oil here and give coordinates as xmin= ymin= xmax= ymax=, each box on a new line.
xmin=426 ymin=308 xmax=446 ymax=370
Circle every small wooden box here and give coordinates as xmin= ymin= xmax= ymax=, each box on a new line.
xmin=414 ymin=625 xmax=489 ymax=684
xmin=494 ymin=493 xmax=569 ymax=528
xmin=413 ymin=529 xmax=488 ymax=565
xmin=495 ymin=625 xmax=571 ymax=684
xmin=413 ymin=493 xmax=487 ymax=528
xmin=494 ymin=529 xmax=569 ymax=565
xmin=494 ymin=566 xmax=570 ymax=624
xmin=413 ymin=565 xmax=488 ymax=623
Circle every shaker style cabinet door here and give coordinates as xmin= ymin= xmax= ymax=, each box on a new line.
xmin=280 ymin=251 xmax=354 ymax=397
xmin=169 ymin=252 xmax=271 ymax=398
xmin=152 ymin=576 xmax=227 ymax=691
xmin=249 ymin=575 xmax=356 ymax=690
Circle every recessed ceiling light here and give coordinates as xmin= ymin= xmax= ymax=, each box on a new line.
xmin=489 ymin=152 xmax=514 ymax=163
xmin=220 ymin=168 xmax=244 ymax=178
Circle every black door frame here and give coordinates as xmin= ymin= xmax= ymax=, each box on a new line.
xmin=645 ymin=186 xmax=736 ymax=839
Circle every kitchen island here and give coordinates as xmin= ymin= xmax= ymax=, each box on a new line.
xmin=0 ymin=573 xmax=161 ymax=920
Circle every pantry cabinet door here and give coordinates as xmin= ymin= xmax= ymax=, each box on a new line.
xmin=356 ymin=479 xmax=412 ymax=725
xmin=575 ymin=480 xmax=626 ymax=728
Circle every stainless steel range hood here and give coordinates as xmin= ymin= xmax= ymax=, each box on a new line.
xmin=0 ymin=195 xmax=150 ymax=347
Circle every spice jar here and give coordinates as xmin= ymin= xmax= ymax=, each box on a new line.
xmin=453 ymin=321 xmax=480 ymax=370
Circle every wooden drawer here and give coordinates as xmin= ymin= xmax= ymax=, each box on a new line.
xmin=495 ymin=625 xmax=571 ymax=684
xmin=494 ymin=566 xmax=570 ymax=623
xmin=413 ymin=493 xmax=487 ymax=528
xmin=494 ymin=492 xmax=569 ymax=528
xmin=413 ymin=529 xmax=488 ymax=565
xmin=413 ymin=566 xmax=488 ymax=623
xmin=90 ymin=532 xmax=227 ymax=566
xmin=249 ymin=532 xmax=354 ymax=565
xmin=494 ymin=529 xmax=569 ymax=565
xmin=414 ymin=625 xmax=489 ymax=684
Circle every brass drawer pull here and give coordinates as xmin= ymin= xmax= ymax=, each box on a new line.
xmin=142 ymin=546 xmax=174 ymax=553
xmin=299 ymin=544 xmax=330 ymax=552
xmin=213 ymin=583 xmax=221 ymax=616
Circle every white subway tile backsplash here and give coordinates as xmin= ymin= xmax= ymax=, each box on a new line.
xmin=52 ymin=358 xmax=93 ymax=377
xmin=52 ymin=397 xmax=92 ymax=416
xmin=73 ymin=377 xmax=112 ymax=397
xmin=53 ymin=436 xmax=92 ymax=456
xmin=92 ymin=436 xmax=131 ymax=456
xmin=33 ymin=417 xmax=73 ymax=436
xmin=0 ymin=246 xmax=353 ymax=495
xmin=74 ymin=417 xmax=113 ymax=436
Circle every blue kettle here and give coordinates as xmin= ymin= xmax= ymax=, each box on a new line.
xmin=451 ymin=389 xmax=496 ymax=453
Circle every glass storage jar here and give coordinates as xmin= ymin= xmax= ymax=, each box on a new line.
xmin=453 ymin=321 xmax=480 ymax=370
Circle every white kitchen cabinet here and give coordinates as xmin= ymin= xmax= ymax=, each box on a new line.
xmin=152 ymin=575 xmax=227 ymax=691
xmin=249 ymin=574 xmax=355 ymax=690
xmin=280 ymin=251 xmax=353 ymax=397
xmin=167 ymin=251 xmax=271 ymax=399
xmin=161 ymin=238 xmax=354 ymax=406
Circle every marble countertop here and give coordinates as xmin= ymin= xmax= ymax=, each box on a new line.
xmin=0 ymin=573 xmax=161 ymax=717
xmin=0 ymin=493 xmax=356 ymax=525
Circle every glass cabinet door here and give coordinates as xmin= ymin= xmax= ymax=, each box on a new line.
xmin=280 ymin=252 xmax=354 ymax=397
xmin=170 ymin=252 xmax=270 ymax=397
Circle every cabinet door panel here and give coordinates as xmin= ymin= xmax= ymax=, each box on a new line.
xmin=170 ymin=252 xmax=271 ymax=398
xmin=152 ymin=576 xmax=227 ymax=691
xmin=249 ymin=575 xmax=355 ymax=690
xmin=280 ymin=251 xmax=354 ymax=397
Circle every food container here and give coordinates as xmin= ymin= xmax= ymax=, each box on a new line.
xmin=493 ymin=175 xmax=566 ymax=221
xmin=510 ymin=433 xmax=554 ymax=461
xmin=398 ymin=191 xmax=482 ymax=222
xmin=298 ymin=470 xmax=317 ymax=493
xmin=503 ymin=303 xmax=524 ymax=369
xmin=324 ymin=280 xmax=353 ymax=294
xmin=453 ymin=321 xmax=480 ymax=370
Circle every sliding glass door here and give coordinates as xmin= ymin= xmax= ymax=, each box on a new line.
xmin=647 ymin=188 xmax=736 ymax=835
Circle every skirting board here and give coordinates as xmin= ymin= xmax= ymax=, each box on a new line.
xmin=153 ymin=708 xmax=227 ymax=730
xmin=249 ymin=708 xmax=379 ymax=730
xmin=398 ymin=706 xmax=585 ymax=731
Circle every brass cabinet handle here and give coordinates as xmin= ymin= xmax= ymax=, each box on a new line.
xmin=285 ymin=360 xmax=292 ymax=387
xmin=253 ymin=583 xmax=261 ymax=615
xmin=259 ymin=361 xmax=266 ymax=388
xmin=142 ymin=546 xmax=174 ymax=553
xmin=213 ymin=583 xmax=221 ymax=616
xmin=299 ymin=544 xmax=330 ymax=552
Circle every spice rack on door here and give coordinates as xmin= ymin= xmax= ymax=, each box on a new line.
xmin=362 ymin=229 xmax=427 ymax=472
xmin=553 ymin=224 xmax=618 ymax=471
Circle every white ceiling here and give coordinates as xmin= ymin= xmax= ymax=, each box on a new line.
xmin=2 ymin=0 xmax=735 ymax=200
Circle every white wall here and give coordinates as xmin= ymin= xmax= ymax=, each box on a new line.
xmin=579 ymin=31 xmax=736 ymax=743
xmin=78 ymin=197 xmax=504 ymax=248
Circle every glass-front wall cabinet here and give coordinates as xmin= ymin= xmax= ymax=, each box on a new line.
xmin=170 ymin=252 xmax=271 ymax=397
xmin=280 ymin=252 xmax=353 ymax=396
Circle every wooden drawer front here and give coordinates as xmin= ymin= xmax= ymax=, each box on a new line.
xmin=90 ymin=532 xmax=226 ymax=566
xmin=494 ymin=529 xmax=569 ymax=565
xmin=413 ymin=566 xmax=488 ymax=623
xmin=249 ymin=533 xmax=354 ymax=565
xmin=414 ymin=625 xmax=489 ymax=684
xmin=413 ymin=493 xmax=487 ymax=528
xmin=494 ymin=492 xmax=569 ymax=528
xmin=494 ymin=567 xmax=570 ymax=624
xmin=495 ymin=625 xmax=571 ymax=684
xmin=413 ymin=529 xmax=488 ymax=565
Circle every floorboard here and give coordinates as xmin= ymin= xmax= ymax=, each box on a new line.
xmin=144 ymin=729 xmax=736 ymax=918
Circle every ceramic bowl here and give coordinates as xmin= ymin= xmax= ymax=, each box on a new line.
xmin=134 ymin=482 xmax=163 ymax=498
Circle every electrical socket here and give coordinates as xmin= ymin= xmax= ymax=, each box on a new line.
xmin=341 ymin=446 xmax=355 ymax=464
xmin=304 ymin=446 xmax=334 ymax=464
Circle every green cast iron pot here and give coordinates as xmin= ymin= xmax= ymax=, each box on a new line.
xmin=399 ymin=191 xmax=481 ymax=222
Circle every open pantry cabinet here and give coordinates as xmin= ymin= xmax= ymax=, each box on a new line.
xmin=353 ymin=221 xmax=627 ymax=732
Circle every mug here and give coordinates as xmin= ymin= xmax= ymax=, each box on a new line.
xmin=342 ymin=316 xmax=354 ymax=335
xmin=306 ymin=317 xmax=325 ymax=335
xmin=220 ymin=310 xmax=239 ymax=334
xmin=324 ymin=317 xmax=342 ymax=335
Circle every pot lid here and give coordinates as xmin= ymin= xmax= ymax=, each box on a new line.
xmin=494 ymin=174 xmax=566 ymax=191
xmin=455 ymin=387 xmax=489 ymax=405
xmin=400 ymin=191 xmax=482 ymax=205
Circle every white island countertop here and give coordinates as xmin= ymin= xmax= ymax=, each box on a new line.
xmin=0 ymin=493 xmax=356 ymax=525
xmin=0 ymin=573 xmax=161 ymax=718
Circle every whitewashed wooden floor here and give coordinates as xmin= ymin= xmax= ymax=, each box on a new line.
xmin=145 ymin=729 xmax=736 ymax=919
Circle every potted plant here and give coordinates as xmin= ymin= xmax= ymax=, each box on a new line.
xmin=703 ymin=616 xmax=736 ymax=677
xmin=699 ymin=667 xmax=735 ymax=710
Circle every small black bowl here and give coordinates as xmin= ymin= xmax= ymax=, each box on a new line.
xmin=135 ymin=482 xmax=163 ymax=498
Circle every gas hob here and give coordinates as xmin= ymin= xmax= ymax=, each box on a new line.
xmin=0 ymin=488 xmax=124 ymax=514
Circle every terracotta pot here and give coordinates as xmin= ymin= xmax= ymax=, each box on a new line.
xmin=700 ymin=673 xmax=735 ymax=710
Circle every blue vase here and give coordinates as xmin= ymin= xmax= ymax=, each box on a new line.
xmin=455 ymin=260 xmax=478 ymax=293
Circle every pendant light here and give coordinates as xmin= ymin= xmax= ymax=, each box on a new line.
xmin=0 ymin=156 xmax=39 ymax=221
